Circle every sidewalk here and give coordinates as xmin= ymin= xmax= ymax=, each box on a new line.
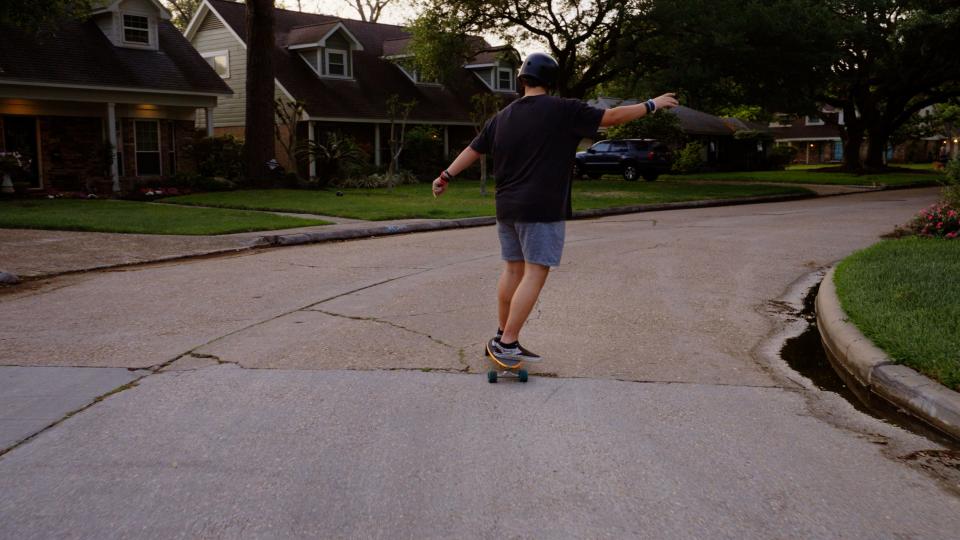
xmin=0 ymin=183 xmax=882 ymax=280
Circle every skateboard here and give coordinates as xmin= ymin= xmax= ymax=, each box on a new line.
xmin=484 ymin=342 xmax=536 ymax=383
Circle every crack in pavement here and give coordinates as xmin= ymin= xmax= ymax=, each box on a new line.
xmin=308 ymin=309 xmax=469 ymax=372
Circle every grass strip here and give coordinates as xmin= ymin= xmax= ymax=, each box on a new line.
xmin=0 ymin=199 xmax=331 ymax=235
xmin=834 ymin=238 xmax=960 ymax=390
xmin=161 ymin=179 xmax=812 ymax=221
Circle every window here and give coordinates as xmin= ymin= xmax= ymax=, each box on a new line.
xmin=806 ymin=115 xmax=824 ymax=126
xmin=497 ymin=68 xmax=514 ymax=91
xmin=591 ymin=142 xmax=611 ymax=153
xmin=326 ymin=49 xmax=347 ymax=77
xmin=135 ymin=121 xmax=161 ymax=176
xmin=123 ymin=15 xmax=150 ymax=44
xmin=610 ymin=142 xmax=628 ymax=153
xmin=201 ymin=50 xmax=230 ymax=79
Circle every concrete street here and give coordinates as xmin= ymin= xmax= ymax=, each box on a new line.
xmin=2 ymin=187 xmax=959 ymax=538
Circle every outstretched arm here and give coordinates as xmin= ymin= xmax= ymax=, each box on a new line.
xmin=600 ymin=93 xmax=679 ymax=127
xmin=432 ymin=147 xmax=482 ymax=197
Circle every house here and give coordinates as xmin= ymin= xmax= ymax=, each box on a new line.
xmin=184 ymin=0 xmax=519 ymax=176
xmin=767 ymin=107 xmax=845 ymax=165
xmin=0 ymin=0 xmax=232 ymax=193
xmin=588 ymin=97 xmax=765 ymax=168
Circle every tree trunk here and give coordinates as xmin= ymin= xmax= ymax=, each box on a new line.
xmin=865 ymin=130 xmax=889 ymax=171
xmin=841 ymin=122 xmax=865 ymax=173
xmin=243 ymin=0 xmax=276 ymax=186
xmin=479 ymin=155 xmax=488 ymax=195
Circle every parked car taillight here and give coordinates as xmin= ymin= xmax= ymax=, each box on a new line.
xmin=649 ymin=151 xmax=655 ymax=160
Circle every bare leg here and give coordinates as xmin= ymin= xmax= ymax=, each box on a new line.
xmin=497 ymin=261 xmax=525 ymax=332
xmin=500 ymin=262 xmax=550 ymax=344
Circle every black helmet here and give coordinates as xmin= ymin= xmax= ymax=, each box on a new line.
xmin=518 ymin=52 xmax=559 ymax=88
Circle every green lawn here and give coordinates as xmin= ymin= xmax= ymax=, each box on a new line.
xmin=160 ymin=179 xmax=812 ymax=221
xmin=664 ymin=168 xmax=942 ymax=186
xmin=834 ymin=238 xmax=960 ymax=390
xmin=0 ymin=199 xmax=331 ymax=235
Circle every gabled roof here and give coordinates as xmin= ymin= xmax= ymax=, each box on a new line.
xmin=203 ymin=0 xmax=508 ymax=124
xmin=0 ymin=17 xmax=231 ymax=96
xmin=287 ymin=21 xmax=365 ymax=52
xmin=92 ymin=0 xmax=171 ymax=20
xmin=465 ymin=46 xmax=520 ymax=67
xmin=382 ymin=37 xmax=412 ymax=58
xmin=588 ymin=98 xmax=735 ymax=137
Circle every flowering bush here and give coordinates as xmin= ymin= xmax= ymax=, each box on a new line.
xmin=910 ymin=202 xmax=960 ymax=239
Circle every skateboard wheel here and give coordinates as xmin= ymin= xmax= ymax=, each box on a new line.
xmin=487 ymin=370 xmax=497 ymax=384
xmin=518 ymin=369 xmax=528 ymax=383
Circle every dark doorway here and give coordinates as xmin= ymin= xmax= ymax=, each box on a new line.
xmin=2 ymin=116 xmax=41 ymax=188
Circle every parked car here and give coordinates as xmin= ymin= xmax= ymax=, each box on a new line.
xmin=574 ymin=139 xmax=673 ymax=181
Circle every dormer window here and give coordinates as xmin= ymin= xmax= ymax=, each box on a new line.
xmin=497 ymin=67 xmax=514 ymax=91
xmin=123 ymin=15 xmax=150 ymax=44
xmin=287 ymin=22 xmax=364 ymax=80
xmin=326 ymin=49 xmax=347 ymax=77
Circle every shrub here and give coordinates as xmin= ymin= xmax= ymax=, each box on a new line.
xmin=298 ymin=132 xmax=368 ymax=188
xmin=767 ymin=145 xmax=799 ymax=170
xmin=334 ymin=170 xmax=419 ymax=188
xmin=909 ymin=202 xmax=959 ymax=239
xmin=671 ymin=142 xmax=705 ymax=174
xmin=403 ymin=126 xmax=445 ymax=175
xmin=606 ymin=111 xmax=686 ymax=149
xmin=185 ymin=135 xmax=244 ymax=181
xmin=941 ymin=157 xmax=960 ymax=207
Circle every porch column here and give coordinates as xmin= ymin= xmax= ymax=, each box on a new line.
xmin=107 ymin=102 xmax=120 ymax=193
xmin=307 ymin=120 xmax=316 ymax=179
xmin=374 ymin=124 xmax=381 ymax=167
xmin=205 ymin=107 xmax=214 ymax=137
xmin=443 ymin=126 xmax=450 ymax=159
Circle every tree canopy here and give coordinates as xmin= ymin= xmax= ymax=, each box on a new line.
xmin=409 ymin=0 xmax=654 ymax=98
xmin=0 ymin=0 xmax=92 ymax=33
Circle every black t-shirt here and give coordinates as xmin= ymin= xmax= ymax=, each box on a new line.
xmin=470 ymin=95 xmax=604 ymax=222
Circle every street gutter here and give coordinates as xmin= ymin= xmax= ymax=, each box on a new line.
xmin=816 ymin=267 xmax=960 ymax=442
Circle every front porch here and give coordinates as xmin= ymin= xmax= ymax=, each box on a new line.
xmin=0 ymin=92 xmax=217 ymax=195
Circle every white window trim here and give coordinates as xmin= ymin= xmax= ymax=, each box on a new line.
xmin=805 ymin=115 xmax=825 ymax=126
xmin=133 ymin=120 xmax=162 ymax=178
xmin=324 ymin=48 xmax=350 ymax=79
xmin=496 ymin=67 xmax=515 ymax=92
xmin=121 ymin=12 xmax=152 ymax=46
xmin=200 ymin=50 xmax=230 ymax=79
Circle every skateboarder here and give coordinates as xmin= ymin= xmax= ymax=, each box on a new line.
xmin=432 ymin=52 xmax=679 ymax=364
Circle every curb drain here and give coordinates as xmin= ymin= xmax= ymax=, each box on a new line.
xmin=781 ymin=282 xmax=960 ymax=450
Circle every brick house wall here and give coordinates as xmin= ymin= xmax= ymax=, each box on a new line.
xmin=39 ymin=116 xmax=105 ymax=191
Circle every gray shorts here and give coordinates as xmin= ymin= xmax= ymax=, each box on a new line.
xmin=497 ymin=221 xmax=566 ymax=267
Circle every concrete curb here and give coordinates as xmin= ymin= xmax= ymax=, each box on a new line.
xmin=258 ymin=192 xmax=814 ymax=247
xmin=816 ymin=267 xmax=960 ymax=441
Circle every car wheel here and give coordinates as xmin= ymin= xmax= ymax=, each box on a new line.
xmin=642 ymin=172 xmax=659 ymax=182
xmin=622 ymin=164 xmax=638 ymax=181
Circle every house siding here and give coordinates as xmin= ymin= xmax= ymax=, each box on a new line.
xmin=192 ymin=11 xmax=247 ymax=127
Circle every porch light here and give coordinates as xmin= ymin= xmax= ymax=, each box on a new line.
xmin=954 ymin=138 xmax=958 ymax=144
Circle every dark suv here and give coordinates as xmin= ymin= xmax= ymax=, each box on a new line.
xmin=574 ymin=139 xmax=672 ymax=181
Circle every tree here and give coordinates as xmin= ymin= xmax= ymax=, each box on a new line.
xmin=343 ymin=0 xmax=394 ymax=22
xmin=410 ymin=0 xmax=652 ymax=98
xmin=815 ymin=1 xmax=960 ymax=171
xmin=274 ymin=98 xmax=307 ymax=178
xmin=385 ymin=95 xmax=417 ymax=188
xmin=160 ymin=0 xmax=201 ymax=30
xmin=639 ymin=0 xmax=840 ymax=114
xmin=244 ymin=0 xmax=277 ymax=185
xmin=469 ymin=93 xmax=501 ymax=195
xmin=0 ymin=0 xmax=92 ymax=33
